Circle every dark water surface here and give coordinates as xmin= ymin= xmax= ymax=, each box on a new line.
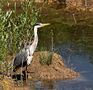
xmin=54 ymin=44 xmax=93 ymax=90
xmin=30 ymin=43 xmax=93 ymax=90
xmin=32 ymin=23 xmax=93 ymax=90
xmin=1 ymin=1 xmax=93 ymax=89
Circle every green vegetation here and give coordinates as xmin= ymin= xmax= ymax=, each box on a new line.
xmin=0 ymin=0 xmax=93 ymax=67
xmin=38 ymin=6 xmax=93 ymax=63
xmin=39 ymin=52 xmax=53 ymax=65
xmin=0 ymin=0 xmax=38 ymax=62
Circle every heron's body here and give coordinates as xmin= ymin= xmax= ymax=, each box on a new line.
xmin=13 ymin=27 xmax=38 ymax=71
xmin=12 ymin=23 xmax=50 ymax=80
xmin=13 ymin=50 xmax=28 ymax=71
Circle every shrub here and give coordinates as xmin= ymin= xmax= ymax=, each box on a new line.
xmin=39 ymin=52 xmax=53 ymax=65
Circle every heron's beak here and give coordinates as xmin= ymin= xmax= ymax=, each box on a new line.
xmin=41 ymin=23 xmax=50 ymax=27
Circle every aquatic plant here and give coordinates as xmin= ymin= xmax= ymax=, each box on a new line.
xmin=39 ymin=30 xmax=54 ymax=65
xmin=0 ymin=0 xmax=38 ymax=62
xmin=39 ymin=51 xmax=53 ymax=65
xmin=0 ymin=0 xmax=39 ymax=78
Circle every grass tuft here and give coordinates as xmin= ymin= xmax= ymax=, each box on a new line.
xmin=39 ymin=52 xmax=53 ymax=65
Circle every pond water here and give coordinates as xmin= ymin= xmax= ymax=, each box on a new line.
xmin=31 ymin=43 xmax=93 ymax=90
xmin=31 ymin=24 xmax=93 ymax=90
xmin=1 ymin=1 xmax=93 ymax=90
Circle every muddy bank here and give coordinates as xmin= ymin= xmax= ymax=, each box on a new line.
xmin=0 ymin=51 xmax=79 ymax=90
xmin=16 ymin=51 xmax=79 ymax=80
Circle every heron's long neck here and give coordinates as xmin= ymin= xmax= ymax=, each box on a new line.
xmin=34 ymin=27 xmax=38 ymax=39
xmin=28 ymin=27 xmax=38 ymax=55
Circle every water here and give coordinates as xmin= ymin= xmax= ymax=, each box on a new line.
xmin=31 ymin=43 xmax=93 ymax=90
xmin=1 ymin=1 xmax=93 ymax=89
xmin=53 ymin=44 xmax=93 ymax=90
xmin=33 ymin=21 xmax=93 ymax=90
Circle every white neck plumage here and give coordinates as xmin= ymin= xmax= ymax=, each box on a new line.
xmin=34 ymin=27 xmax=38 ymax=38
xmin=26 ymin=27 xmax=38 ymax=65
xmin=28 ymin=27 xmax=38 ymax=56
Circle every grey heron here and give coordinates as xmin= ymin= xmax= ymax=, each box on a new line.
xmin=12 ymin=23 xmax=50 ymax=80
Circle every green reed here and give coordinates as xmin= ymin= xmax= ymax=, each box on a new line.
xmin=0 ymin=0 xmax=38 ymax=62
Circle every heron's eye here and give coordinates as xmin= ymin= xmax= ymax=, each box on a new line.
xmin=33 ymin=23 xmax=40 ymax=28
xmin=35 ymin=23 xmax=40 ymax=26
xmin=34 ymin=23 xmax=41 ymax=26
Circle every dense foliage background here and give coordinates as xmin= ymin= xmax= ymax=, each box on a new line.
xmin=0 ymin=0 xmax=38 ymax=62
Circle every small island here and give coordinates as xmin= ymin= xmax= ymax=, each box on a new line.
xmin=0 ymin=51 xmax=79 ymax=90
xmin=15 ymin=51 xmax=79 ymax=80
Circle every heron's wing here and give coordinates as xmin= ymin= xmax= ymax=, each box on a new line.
xmin=13 ymin=51 xmax=27 ymax=67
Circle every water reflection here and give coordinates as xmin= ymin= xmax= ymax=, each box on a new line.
xmin=54 ymin=44 xmax=93 ymax=90
xmin=36 ymin=23 xmax=93 ymax=90
xmin=42 ymin=80 xmax=54 ymax=89
xmin=34 ymin=81 xmax=54 ymax=90
xmin=31 ymin=43 xmax=93 ymax=90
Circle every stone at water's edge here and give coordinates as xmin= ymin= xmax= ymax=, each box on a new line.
xmin=26 ymin=51 xmax=79 ymax=80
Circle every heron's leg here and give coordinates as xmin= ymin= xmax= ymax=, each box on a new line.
xmin=22 ymin=66 xmax=28 ymax=83
xmin=25 ymin=65 xmax=28 ymax=83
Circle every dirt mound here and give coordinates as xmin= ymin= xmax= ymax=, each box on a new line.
xmin=0 ymin=76 xmax=14 ymax=90
xmin=0 ymin=51 xmax=79 ymax=90
xmin=26 ymin=51 xmax=79 ymax=80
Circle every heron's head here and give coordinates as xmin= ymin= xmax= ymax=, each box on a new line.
xmin=34 ymin=23 xmax=50 ymax=29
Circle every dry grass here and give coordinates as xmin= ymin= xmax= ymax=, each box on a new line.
xmin=0 ymin=76 xmax=14 ymax=90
